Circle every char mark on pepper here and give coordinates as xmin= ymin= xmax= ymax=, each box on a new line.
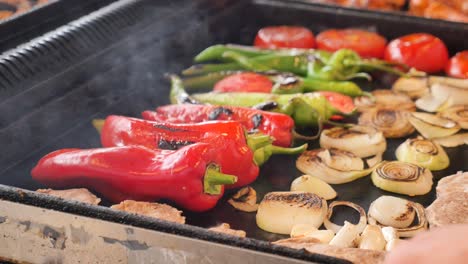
xmin=208 ymin=107 xmax=233 ymax=120
xmin=251 ymin=114 xmax=263 ymax=130
xmin=253 ymin=101 xmax=278 ymax=111
xmin=153 ymin=124 xmax=188 ymax=132
xmin=158 ymin=139 xmax=195 ymax=150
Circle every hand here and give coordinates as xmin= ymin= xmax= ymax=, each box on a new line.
xmin=384 ymin=224 xmax=468 ymax=264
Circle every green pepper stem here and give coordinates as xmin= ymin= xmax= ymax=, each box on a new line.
xmin=204 ymin=164 xmax=237 ymax=195
xmin=325 ymin=120 xmax=354 ymax=128
xmin=348 ymin=61 xmax=407 ymax=77
xmin=92 ymin=119 xmax=105 ymax=133
xmin=182 ymin=63 xmax=244 ymax=76
xmin=246 ymin=134 xmax=273 ymax=151
xmin=270 ymin=143 xmax=308 ymax=155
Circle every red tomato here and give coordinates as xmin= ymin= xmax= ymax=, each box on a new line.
xmin=445 ymin=51 xmax=468 ymax=79
xmin=213 ymin=72 xmax=273 ymax=93
xmin=318 ymin=91 xmax=355 ymax=115
xmin=384 ymin=33 xmax=449 ymax=73
xmin=254 ymin=26 xmax=316 ymax=49
xmin=316 ymin=29 xmax=387 ymax=58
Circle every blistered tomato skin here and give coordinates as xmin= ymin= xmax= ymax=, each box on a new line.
xmin=446 ymin=51 xmax=468 ymax=79
xmin=254 ymin=26 xmax=316 ymax=49
xmin=384 ymin=33 xmax=449 ymax=73
xmin=316 ymin=29 xmax=387 ymax=59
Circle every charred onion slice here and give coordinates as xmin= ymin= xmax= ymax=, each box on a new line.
xmin=354 ymin=89 xmax=416 ymax=112
xmin=290 ymin=175 xmax=337 ymax=200
xmin=371 ymin=161 xmax=433 ymax=196
xmin=320 ymin=125 xmax=387 ymax=158
xmin=396 ymin=137 xmax=449 ymax=171
xmin=358 ymin=108 xmax=415 ymax=138
xmin=324 ymin=201 xmax=367 ymax=234
xmin=228 ymin=186 xmax=258 ymax=212
xmin=409 ymin=112 xmax=461 ymax=139
xmin=439 ymin=105 xmax=468 ymax=129
xmin=256 ymin=192 xmax=327 ymax=235
xmin=433 ymin=132 xmax=468 ymax=147
xmin=392 ymin=77 xmax=429 ymax=99
xmin=368 ymin=196 xmax=415 ymax=228
xmin=296 ymin=149 xmax=375 ymax=184
xmin=368 ymin=197 xmax=428 ymax=238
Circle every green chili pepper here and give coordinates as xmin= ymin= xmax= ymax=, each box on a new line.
xmin=170 ymin=75 xmax=341 ymax=127
xmin=188 ymin=44 xmax=406 ymax=80
xmin=195 ymin=44 xmax=275 ymax=62
xmin=182 ymin=70 xmax=367 ymax=97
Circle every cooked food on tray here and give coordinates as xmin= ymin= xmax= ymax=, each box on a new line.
xmin=36 ymin=188 xmax=101 ymax=205
xmin=111 ymin=200 xmax=185 ymax=224
xmin=0 ymin=0 xmax=49 ymax=21
xmin=30 ymin=23 xmax=467 ymax=262
xmin=306 ymin=0 xmax=468 ymax=23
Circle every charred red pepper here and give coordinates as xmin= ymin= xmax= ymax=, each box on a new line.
xmin=31 ymin=144 xmax=237 ymax=212
xmin=99 ymin=116 xmax=306 ymax=188
xmin=141 ymin=104 xmax=295 ymax=148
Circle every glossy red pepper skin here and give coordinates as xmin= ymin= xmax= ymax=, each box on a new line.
xmin=101 ymin=116 xmax=259 ymax=188
xmin=142 ymin=104 xmax=294 ymax=147
xmin=32 ymin=144 xmax=228 ymax=212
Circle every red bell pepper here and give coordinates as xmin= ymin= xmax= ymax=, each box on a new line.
xmin=99 ymin=116 xmax=306 ymax=188
xmin=31 ymin=144 xmax=237 ymax=212
xmin=141 ymin=104 xmax=295 ymax=147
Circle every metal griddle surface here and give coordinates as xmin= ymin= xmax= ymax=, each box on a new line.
xmin=0 ymin=0 xmax=467 ymax=246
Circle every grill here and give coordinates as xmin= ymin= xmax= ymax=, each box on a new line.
xmin=0 ymin=0 xmax=466 ymax=263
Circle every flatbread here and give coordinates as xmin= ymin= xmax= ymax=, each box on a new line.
xmin=274 ymin=237 xmax=385 ymax=264
xmin=425 ymin=171 xmax=468 ymax=228
xmin=111 ymin=200 xmax=185 ymax=224
xmin=36 ymin=188 xmax=101 ymax=205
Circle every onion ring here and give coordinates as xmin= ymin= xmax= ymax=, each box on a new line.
xmin=369 ymin=201 xmax=428 ymax=237
xmin=324 ymin=201 xmax=367 ymax=234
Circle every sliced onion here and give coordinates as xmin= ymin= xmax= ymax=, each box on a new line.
xmin=415 ymin=94 xmax=448 ymax=112
xmin=355 ymin=89 xmax=416 ymax=112
xmin=439 ymin=105 xmax=468 ymax=129
xmin=256 ymin=192 xmax=327 ymax=235
xmin=358 ymin=108 xmax=415 ymax=138
xmin=358 ymin=225 xmax=386 ymax=251
xmin=324 ymin=201 xmax=367 ymax=235
xmin=428 ymin=76 xmax=468 ymax=89
xmin=369 ymin=199 xmax=428 ymax=238
xmin=381 ymin=226 xmax=401 ymax=251
xmin=392 ymin=77 xmax=429 ymax=99
xmin=329 ymin=221 xmax=361 ymax=248
xmin=228 ymin=186 xmax=259 ymax=212
xmin=368 ymin=196 xmax=416 ymax=228
xmin=290 ymin=175 xmax=337 ymax=200
xmin=371 ymin=161 xmax=433 ymax=196
xmin=433 ymin=132 xmax=468 ymax=147
xmin=320 ymin=125 xmax=387 ymax=158
xmin=296 ymin=149 xmax=376 ymax=184
xmin=409 ymin=112 xmax=461 ymax=139
xmin=396 ymin=137 xmax=449 ymax=171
